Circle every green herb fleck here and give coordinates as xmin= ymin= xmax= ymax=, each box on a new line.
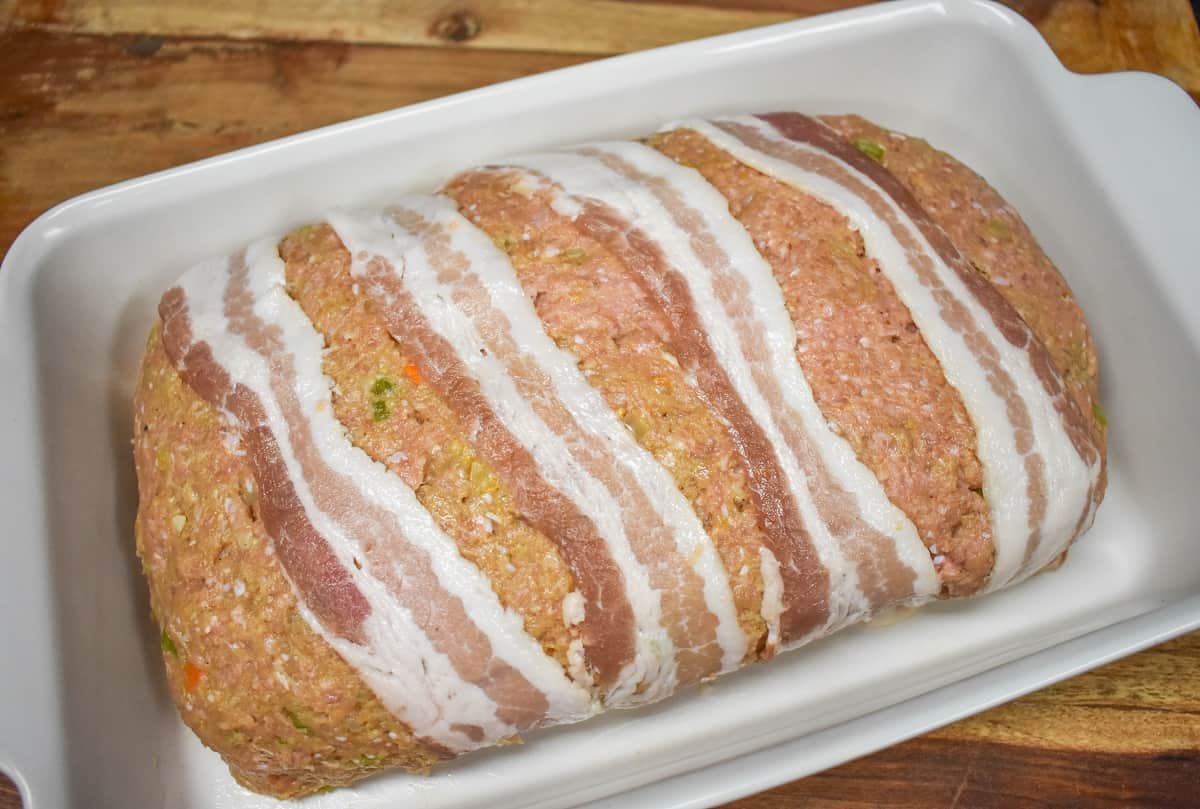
xmin=315 ymin=786 xmax=335 ymax=794
xmin=984 ymin=217 xmax=1013 ymax=241
xmin=371 ymin=376 xmax=395 ymax=396
xmin=853 ymin=138 xmax=886 ymax=162
xmin=1092 ymin=401 xmax=1108 ymax=429
xmin=562 ymin=247 xmax=587 ymax=264
xmin=283 ymin=707 xmax=311 ymax=734
xmin=160 ymin=629 xmax=178 ymax=657
xmin=372 ymin=398 xmax=390 ymax=422
xmin=494 ymin=234 xmax=519 ymax=251
xmin=354 ymin=753 xmax=381 ymax=768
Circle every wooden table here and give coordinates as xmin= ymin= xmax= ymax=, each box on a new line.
xmin=2 ymin=1 xmax=1198 ymax=806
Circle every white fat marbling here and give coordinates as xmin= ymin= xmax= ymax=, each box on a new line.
xmin=758 ymin=547 xmax=784 ymax=655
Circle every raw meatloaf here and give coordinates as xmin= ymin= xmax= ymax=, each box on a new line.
xmin=132 ymin=112 xmax=1107 ymax=798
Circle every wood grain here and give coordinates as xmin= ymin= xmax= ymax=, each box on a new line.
xmin=1 ymin=1 xmax=1198 ymax=807
xmin=0 ymin=30 xmax=590 ymax=260
xmin=1008 ymin=0 xmax=1200 ymax=96
xmin=726 ymin=738 xmax=1200 ymax=808
xmin=2 ymin=0 xmax=806 ymax=54
xmin=4 ymin=0 xmax=1199 ymax=84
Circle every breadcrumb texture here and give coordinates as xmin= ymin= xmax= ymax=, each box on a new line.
xmin=820 ymin=115 xmax=1105 ymax=458
xmin=133 ymin=327 xmax=447 ymax=798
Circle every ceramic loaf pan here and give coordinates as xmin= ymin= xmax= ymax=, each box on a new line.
xmin=2 ymin=2 xmax=1199 ymax=808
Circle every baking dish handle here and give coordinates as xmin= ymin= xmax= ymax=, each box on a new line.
xmin=1053 ymin=69 xmax=1200 ymax=347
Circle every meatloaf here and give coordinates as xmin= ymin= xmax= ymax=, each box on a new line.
xmin=132 ymin=112 xmax=1107 ymax=797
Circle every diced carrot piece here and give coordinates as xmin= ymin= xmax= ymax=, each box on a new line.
xmin=183 ymin=661 xmax=202 ymax=692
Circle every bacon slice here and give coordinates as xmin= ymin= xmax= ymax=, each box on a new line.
xmin=684 ymin=114 xmax=1101 ymax=589
xmin=328 ymin=196 xmax=747 ymax=704
xmin=492 ymin=154 xmax=836 ymax=647
xmin=159 ymin=240 xmax=594 ymax=753
xmin=579 ymin=143 xmax=941 ymax=616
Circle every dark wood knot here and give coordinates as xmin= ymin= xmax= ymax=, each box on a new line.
xmin=430 ymin=8 xmax=483 ymax=43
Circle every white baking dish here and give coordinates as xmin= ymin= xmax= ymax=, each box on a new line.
xmin=2 ymin=1 xmax=1198 ymax=806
